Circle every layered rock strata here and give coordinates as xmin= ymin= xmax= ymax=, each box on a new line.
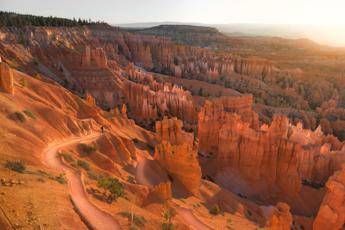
xmin=154 ymin=117 xmax=201 ymax=195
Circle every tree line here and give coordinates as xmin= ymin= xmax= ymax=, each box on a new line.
xmin=0 ymin=11 xmax=106 ymax=27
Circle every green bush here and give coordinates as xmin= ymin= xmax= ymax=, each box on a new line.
xmin=23 ymin=110 xmax=36 ymax=119
xmin=161 ymin=207 xmax=176 ymax=230
xmin=127 ymin=176 xmax=136 ymax=184
xmin=18 ymin=78 xmax=27 ymax=87
xmin=87 ymin=171 xmax=102 ymax=181
xmin=5 ymin=160 xmax=26 ymax=173
xmin=119 ymin=211 xmax=146 ymax=228
xmin=78 ymin=143 xmax=97 ymax=157
xmin=9 ymin=112 xmax=26 ymax=123
xmin=162 ymin=223 xmax=174 ymax=230
xmin=77 ymin=160 xmax=90 ymax=171
xmin=54 ymin=173 xmax=67 ymax=184
xmin=97 ymin=177 xmax=124 ymax=202
xmin=209 ymin=204 xmax=221 ymax=215
xmin=58 ymin=152 xmax=75 ymax=163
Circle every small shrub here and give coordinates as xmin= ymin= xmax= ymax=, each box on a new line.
xmin=9 ymin=112 xmax=26 ymax=123
xmin=19 ymin=78 xmax=27 ymax=87
xmin=77 ymin=160 xmax=90 ymax=171
xmin=23 ymin=110 xmax=36 ymax=119
xmin=246 ymin=209 xmax=252 ymax=217
xmin=54 ymin=173 xmax=67 ymax=184
xmin=161 ymin=206 xmax=176 ymax=230
xmin=58 ymin=152 xmax=75 ymax=163
xmin=162 ymin=223 xmax=174 ymax=230
xmin=78 ymin=143 xmax=97 ymax=157
xmin=5 ymin=160 xmax=26 ymax=173
xmin=97 ymin=177 xmax=124 ymax=202
xmin=119 ymin=211 xmax=146 ymax=228
xmin=209 ymin=204 xmax=221 ymax=215
xmin=37 ymin=177 xmax=45 ymax=183
xmin=127 ymin=176 xmax=136 ymax=184
xmin=87 ymin=171 xmax=102 ymax=180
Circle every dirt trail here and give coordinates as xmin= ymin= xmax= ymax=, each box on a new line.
xmin=43 ymin=133 xmax=121 ymax=230
xmin=176 ymin=207 xmax=210 ymax=230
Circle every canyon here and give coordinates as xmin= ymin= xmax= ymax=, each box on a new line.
xmin=0 ymin=12 xmax=344 ymax=230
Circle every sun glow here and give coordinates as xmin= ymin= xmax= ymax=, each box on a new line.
xmin=2 ymin=0 xmax=345 ymax=46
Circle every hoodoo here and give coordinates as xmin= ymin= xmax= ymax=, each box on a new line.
xmin=0 ymin=60 xmax=14 ymax=95
xmin=154 ymin=117 xmax=202 ymax=195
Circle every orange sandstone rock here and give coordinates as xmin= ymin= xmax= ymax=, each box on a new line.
xmin=81 ymin=46 xmax=107 ymax=68
xmin=263 ymin=203 xmax=293 ymax=230
xmin=146 ymin=182 xmax=172 ymax=203
xmin=0 ymin=61 xmax=14 ymax=94
xmin=313 ymin=165 xmax=345 ymax=230
xmin=85 ymin=92 xmax=96 ymax=106
xmin=198 ymin=97 xmax=345 ymax=213
xmin=154 ymin=117 xmax=201 ymax=195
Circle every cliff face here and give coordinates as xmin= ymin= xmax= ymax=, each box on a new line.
xmin=120 ymin=33 xmax=275 ymax=80
xmin=154 ymin=117 xmax=201 ymax=195
xmin=146 ymin=182 xmax=172 ymax=203
xmin=80 ymin=46 xmax=108 ymax=68
xmin=313 ymin=165 xmax=345 ymax=230
xmin=0 ymin=61 xmax=14 ymax=95
xmin=233 ymin=57 xmax=273 ymax=77
xmin=38 ymin=42 xmax=197 ymax=127
xmin=198 ymin=95 xmax=258 ymax=155
xmin=198 ymin=96 xmax=345 ymax=214
xmin=122 ymin=64 xmax=197 ymax=128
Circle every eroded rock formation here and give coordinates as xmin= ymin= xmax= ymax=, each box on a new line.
xmin=154 ymin=117 xmax=201 ymax=195
xmin=85 ymin=92 xmax=96 ymax=106
xmin=81 ymin=46 xmax=107 ymax=68
xmin=198 ymin=96 xmax=345 ymax=214
xmin=146 ymin=182 xmax=172 ymax=203
xmin=313 ymin=165 xmax=345 ymax=230
xmin=263 ymin=203 xmax=293 ymax=230
xmin=0 ymin=61 xmax=14 ymax=94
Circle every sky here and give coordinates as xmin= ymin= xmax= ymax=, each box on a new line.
xmin=2 ymin=0 xmax=345 ymax=25
xmin=2 ymin=0 xmax=345 ymax=46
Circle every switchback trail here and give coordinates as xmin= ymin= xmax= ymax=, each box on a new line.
xmin=43 ymin=133 xmax=121 ymax=230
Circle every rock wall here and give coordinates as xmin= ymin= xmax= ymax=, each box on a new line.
xmin=0 ymin=61 xmax=14 ymax=94
xmin=234 ymin=57 xmax=273 ymax=77
xmin=121 ymin=64 xmax=197 ymax=127
xmin=313 ymin=165 xmax=345 ymax=230
xmin=120 ymin=34 xmax=275 ymax=80
xmin=154 ymin=117 xmax=201 ymax=195
xmin=147 ymin=182 xmax=172 ymax=203
xmin=80 ymin=46 xmax=107 ymax=68
xmin=198 ymin=95 xmax=259 ymax=155
xmin=198 ymin=97 xmax=345 ymax=210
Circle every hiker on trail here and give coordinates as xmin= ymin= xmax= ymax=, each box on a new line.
xmin=101 ymin=126 xmax=104 ymax=133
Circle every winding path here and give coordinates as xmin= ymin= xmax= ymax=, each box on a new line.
xmin=176 ymin=207 xmax=210 ymax=230
xmin=43 ymin=133 xmax=121 ymax=230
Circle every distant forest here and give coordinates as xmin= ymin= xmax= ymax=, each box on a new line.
xmin=0 ymin=11 xmax=105 ymax=27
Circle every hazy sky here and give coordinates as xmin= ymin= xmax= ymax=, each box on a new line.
xmin=2 ymin=0 xmax=345 ymax=25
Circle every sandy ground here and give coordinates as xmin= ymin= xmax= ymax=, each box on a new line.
xmin=43 ymin=133 xmax=121 ymax=230
xmin=175 ymin=206 xmax=210 ymax=230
